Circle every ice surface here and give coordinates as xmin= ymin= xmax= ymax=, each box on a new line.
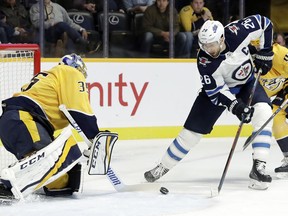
xmin=1 ymin=137 xmax=287 ymax=216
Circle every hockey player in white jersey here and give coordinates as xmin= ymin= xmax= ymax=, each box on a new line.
xmin=144 ymin=14 xmax=274 ymax=190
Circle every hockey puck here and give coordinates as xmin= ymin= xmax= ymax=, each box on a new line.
xmin=160 ymin=187 xmax=169 ymax=195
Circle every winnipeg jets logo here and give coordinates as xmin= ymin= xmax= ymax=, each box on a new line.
xmin=228 ymin=25 xmax=239 ymax=35
xmin=212 ymin=24 xmax=218 ymax=33
xmin=199 ymin=57 xmax=211 ymax=66
xmin=232 ymin=62 xmax=252 ymax=80
xmin=261 ymin=77 xmax=285 ymax=92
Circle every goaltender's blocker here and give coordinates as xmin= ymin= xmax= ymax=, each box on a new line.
xmin=87 ymin=131 xmax=118 ymax=175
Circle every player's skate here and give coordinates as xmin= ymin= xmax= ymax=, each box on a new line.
xmin=144 ymin=163 xmax=169 ymax=182
xmin=274 ymin=157 xmax=288 ymax=179
xmin=0 ymin=182 xmax=15 ymax=204
xmin=249 ymin=159 xmax=272 ymax=190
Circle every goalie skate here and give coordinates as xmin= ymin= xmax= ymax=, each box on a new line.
xmin=144 ymin=163 xmax=169 ymax=183
xmin=248 ymin=159 xmax=272 ymax=190
xmin=274 ymin=157 xmax=288 ymax=179
xmin=0 ymin=183 xmax=15 ymax=205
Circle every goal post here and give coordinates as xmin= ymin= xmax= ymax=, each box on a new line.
xmin=0 ymin=43 xmax=41 ymax=171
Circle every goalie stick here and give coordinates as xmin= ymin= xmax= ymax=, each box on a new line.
xmin=243 ymin=98 xmax=288 ymax=151
xmin=59 ymin=104 xmax=161 ymax=192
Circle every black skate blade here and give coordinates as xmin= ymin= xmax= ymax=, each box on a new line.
xmin=276 ymin=172 xmax=288 ymax=179
xmin=0 ymin=196 xmax=16 ymax=205
xmin=248 ymin=179 xmax=269 ymax=190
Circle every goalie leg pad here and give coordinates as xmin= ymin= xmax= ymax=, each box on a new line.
xmin=44 ymin=162 xmax=83 ymax=196
xmin=87 ymin=131 xmax=118 ymax=175
xmin=0 ymin=127 xmax=82 ymax=199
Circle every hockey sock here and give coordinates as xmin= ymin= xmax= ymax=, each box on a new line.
xmin=251 ymin=103 xmax=272 ymax=162
xmin=161 ymin=128 xmax=202 ymax=169
xmin=276 ymin=137 xmax=288 ymax=156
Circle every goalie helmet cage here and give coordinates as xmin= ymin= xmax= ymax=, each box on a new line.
xmin=0 ymin=44 xmax=41 ymax=172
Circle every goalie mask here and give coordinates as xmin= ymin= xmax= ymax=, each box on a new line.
xmin=59 ymin=53 xmax=88 ymax=78
xmin=198 ymin=20 xmax=225 ymax=58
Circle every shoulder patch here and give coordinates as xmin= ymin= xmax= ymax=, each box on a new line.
xmin=199 ymin=57 xmax=211 ymax=66
xmin=228 ymin=25 xmax=240 ymax=35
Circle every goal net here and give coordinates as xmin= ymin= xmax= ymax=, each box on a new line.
xmin=0 ymin=44 xmax=40 ymax=171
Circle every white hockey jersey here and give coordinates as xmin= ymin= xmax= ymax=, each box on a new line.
xmin=197 ymin=14 xmax=273 ymax=108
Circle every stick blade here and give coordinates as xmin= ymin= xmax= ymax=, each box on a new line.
xmin=117 ymin=183 xmax=161 ymax=192
xmin=243 ymin=135 xmax=253 ymax=151
xmin=210 ymin=187 xmax=219 ymax=198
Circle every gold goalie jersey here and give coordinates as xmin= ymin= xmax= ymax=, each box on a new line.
xmin=11 ymin=64 xmax=98 ymax=139
xmin=259 ymin=43 xmax=288 ymax=98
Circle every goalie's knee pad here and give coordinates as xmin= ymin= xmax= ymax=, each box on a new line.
xmin=44 ymin=163 xmax=83 ymax=196
xmin=161 ymin=128 xmax=202 ymax=169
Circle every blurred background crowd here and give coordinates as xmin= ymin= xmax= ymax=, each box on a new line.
xmin=0 ymin=0 xmax=286 ymax=58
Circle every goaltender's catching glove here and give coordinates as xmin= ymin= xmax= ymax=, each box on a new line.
xmin=253 ymin=48 xmax=274 ymax=75
xmin=229 ymin=99 xmax=254 ymax=123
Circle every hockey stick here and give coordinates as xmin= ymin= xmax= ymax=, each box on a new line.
xmin=217 ymin=70 xmax=262 ymax=194
xmin=59 ymin=104 xmax=161 ymax=192
xmin=243 ymin=98 xmax=288 ymax=151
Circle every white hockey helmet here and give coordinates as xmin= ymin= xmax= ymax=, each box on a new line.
xmin=198 ymin=20 xmax=225 ymax=52
xmin=59 ymin=53 xmax=87 ymax=78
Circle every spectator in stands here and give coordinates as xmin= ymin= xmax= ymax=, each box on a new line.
xmin=55 ymin=0 xmax=98 ymax=32
xmin=175 ymin=0 xmax=191 ymax=12
xmin=274 ymin=32 xmax=287 ymax=48
xmin=140 ymin=0 xmax=192 ymax=58
xmin=56 ymin=0 xmax=97 ymax=13
xmin=0 ymin=0 xmax=34 ymax=43
xmin=0 ymin=11 xmax=24 ymax=43
xmin=56 ymin=0 xmax=125 ymax=13
xmin=56 ymin=0 xmax=125 ymax=37
xmin=30 ymin=0 xmax=94 ymax=55
xmin=0 ymin=11 xmax=9 ymax=43
xmin=0 ymin=11 xmax=16 ymax=43
xmin=179 ymin=0 xmax=213 ymax=57
xmin=123 ymin=0 xmax=153 ymax=14
xmin=96 ymin=0 xmax=125 ymax=13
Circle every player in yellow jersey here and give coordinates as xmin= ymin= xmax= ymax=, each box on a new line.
xmin=258 ymin=40 xmax=288 ymax=178
xmin=0 ymin=54 xmax=102 ymax=200
xmin=179 ymin=0 xmax=213 ymax=57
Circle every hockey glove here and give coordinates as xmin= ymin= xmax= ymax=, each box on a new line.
xmin=229 ymin=99 xmax=254 ymax=123
xmin=254 ymin=48 xmax=274 ymax=75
